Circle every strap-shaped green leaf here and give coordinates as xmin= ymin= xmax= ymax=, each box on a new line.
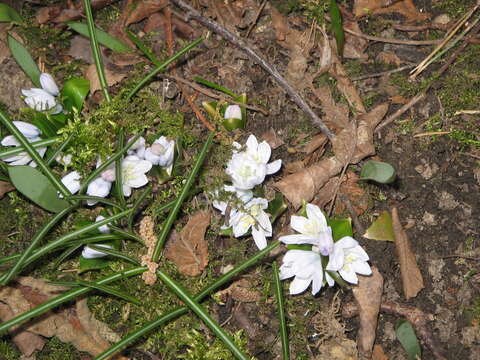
xmin=7 ymin=34 xmax=41 ymax=86
xmin=67 ymin=21 xmax=132 ymax=53
xmin=0 ymin=3 xmax=23 ymax=23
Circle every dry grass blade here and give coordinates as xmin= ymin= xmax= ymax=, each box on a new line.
xmin=391 ymin=207 xmax=424 ymax=300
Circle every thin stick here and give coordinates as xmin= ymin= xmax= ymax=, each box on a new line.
xmin=246 ymin=0 xmax=267 ymax=38
xmin=157 ymin=74 xmax=268 ymax=115
xmin=375 ymin=92 xmax=426 ymax=133
xmin=169 ymin=0 xmax=334 ymax=140
xmin=352 ymin=64 xmax=416 ymax=81
xmin=344 ymin=27 xmax=441 ymax=46
xmin=184 ymin=91 xmax=215 ymax=131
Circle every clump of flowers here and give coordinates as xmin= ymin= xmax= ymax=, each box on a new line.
xmin=212 ymin=134 xmax=282 ymax=250
xmin=279 ymin=203 xmax=372 ymax=295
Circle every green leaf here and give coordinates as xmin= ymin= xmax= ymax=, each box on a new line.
xmin=194 ymin=77 xmax=237 ymax=97
xmin=61 ymin=77 xmax=90 ymax=112
xmin=364 ymin=211 xmax=395 ymax=242
xmin=79 ymin=254 xmax=111 ymax=272
xmin=77 ymin=281 xmax=141 ymax=305
xmin=327 ymin=217 xmax=353 ymax=241
xmin=286 ymin=244 xmax=312 ymax=251
xmin=30 ymin=112 xmax=62 ymax=138
xmin=8 ymin=165 xmax=69 ymax=213
xmin=396 ymin=319 xmax=422 ymax=360
xmin=66 ymin=22 xmax=132 ymax=53
xmin=0 ymin=3 xmax=23 ymax=23
xmin=329 ymin=0 xmax=345 ymax=57
xmin=360 ymin=160 xmax=397 ymax=184
xmin=7 ymin=34 xmax=41 ymax=86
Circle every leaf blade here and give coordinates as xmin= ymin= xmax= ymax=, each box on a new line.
xmin=66 ymin=22 xmax=132 ymax=53
xmin=395 ymin=319 xmax=422 ymax=360
xmin=0 ymin=3 xmax=23 ymax=23
xmin=61 ymin=77 xmax=90 ymax=112
xmin=7 ymin=34 xmax=41 ymax=86
xmin=360 ymin=160 xmax=397 ymax=184
xmin=364 ymin=211 xmax=395 ymax=242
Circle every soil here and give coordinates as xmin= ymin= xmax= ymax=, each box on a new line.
xmin=0 ymin=0 xmax=479 ymax=359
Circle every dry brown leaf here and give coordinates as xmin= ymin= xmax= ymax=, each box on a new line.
xmin=352 ymin=266 xmax=384 ymax=360
xmin=164 ymin=211 xmax=211 ymax=276
xmin=316 ymin=338 xmax=357 ymax=360
xmin=144 ymin=12 xmax=195 ymax=38
xmin=216 ymin=278 xmax=261 ymax=303
xmin=274 ymin=157 xmax=343 ymax=209
xmin=376 ymin=51 xmax=402 ymax=66
xmin=372 ymin=344 xmax=389 ymax=360
xmin=124 ymin=0 xmax=169 ymax=26
xmin=261 ymin=128 xmax=284 ymax=150
xmin=337 ymin=171 xmax=369 ymax=215
xmin=312 ymin=86 xmax=350 ymax=131
xmin=284 ymin=160 xmax=306 ymax=174
xmin=36 ymin=0 xmax=118 ymax=24
xmin=391 ymin=207 xmax=424 ymax=299
xmin=313 ymin=177 xmax=340 ymax=208
xmin=329 ymin=54 xmax=366 ymax=114
xmin=85 ymin=64 xmax=127 ymax=93
xmin=0 ymin=277 xmax=123 ymax=357
xmin=344 ymin=21 xmax=368 ymax=61
xmin=0 ymin=181 xmax=15 ymax=199
xmin=68 ymin=35 xmax=94 ymax=64
xmin=354 ymin=0 xmax=429 ymax=22
xmin=301 ymin=133 xmax=327 ymax=154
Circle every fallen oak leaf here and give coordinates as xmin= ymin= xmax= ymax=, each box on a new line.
xmin=354 ymin=0 xmax=429 ymax=22
xmin=36 ymin=0 xmax=119 ymax=24
xmin=164 ymin=211 xmax=211 ymax=276
xmin=352 ymin=266 xmax=384 ymax=360
xmin=0 ymin=181 xmax=15 ymax=199
xmin=85 ymin=63 xmax=127 ymax=93
xmin=391 ymin=207 xmax=424 ymax=300
xmin=124 ymin=0 xmax=169 ymax=26
xmin=372 ymin=344 xmax=389 ymax=360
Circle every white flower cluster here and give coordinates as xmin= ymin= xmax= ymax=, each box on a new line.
xmin=279 ymin=203 xmax=372 ymax=295
xmin=61 ymin=135 xmax=175 ymax=204
xmin=213 ymin=134 xmax=282 ymax=250
xmin=0 ymin=121 xmax=46 ymax=167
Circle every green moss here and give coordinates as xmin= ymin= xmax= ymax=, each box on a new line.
xmin=0 ymin=340 xmax=21 ymax=360
xmin=36 ymin=337 xmax=82 ymax=360
xmin=432 ymin=0 xmax=477 ymax=18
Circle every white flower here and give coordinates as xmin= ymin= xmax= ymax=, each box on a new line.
xmin=96 ymin=157 xmax=116 ymax=183
xmin=326 ymin=237 xmax=372 ymax=284
xmin=144 ymin=136 xmax=175 ymax=175
xmin=212 ymin=185 xmax=253 ymax=215
xmin=121 ymin=155 xmax=152 ymax=196
xmin=56 ymin=153 xmax=72 ymax=166
xmin=61 ymin=171 xmax=81 ymax=195
xmin=82 ymin=244 xmax=113 ymax=259
xmin=279 ymin=203 xmax=334 ymax=256
xmin=226 ymin=135 xmax=281 ymax=190
xmin=22 ymin=73 xmax=62 ymax=114
xmin=228 ymin=197 xmax=272 ymax=250
xmin=0 ymin=121 xmax=46 ymax=167
xmin=39 ymin=73 xmax=60 ymax=96
xmin=224 ymin=104 xmax=242 ymax=119
xmin=127 ymin=136 xmax=146 ymax=159
xmin=86 ymin=177 xmax=112 ymax=206
xmin=279 ymin=248 xmax=334 ymax=295
xmin=95 ymin=215 xmax=110 ymax=234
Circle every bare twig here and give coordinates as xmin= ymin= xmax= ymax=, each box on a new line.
xmin=343 ymin=301 xmax=447 ymax=360
xmin=169 ymin=0 xmax=335 ymax=140
xmin=246 ymin=0 xmax=267 ymax=38
xmin=339 ymin=194 xmax=365 ymax=235
xmin=375 ymin=92 xmax=426 ymax=133
xmin=344 ymin=27 xmax=441 ymax=46
xmin=156 ymin=74 xmax=269 ymax=115
xmin=184 ymin=91 xmax=216 ymax=131
xmin=352 ymin=64 xmax=416 ymax=81
xmin=393 ymin=22 xmax=451 ymax=32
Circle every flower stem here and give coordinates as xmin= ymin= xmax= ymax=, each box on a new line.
xmin=273 ymin=261 xmax=290 ymax=360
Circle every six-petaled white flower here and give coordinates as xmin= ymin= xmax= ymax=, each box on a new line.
xmin=121 ymin=155 xmax=152 ymax=196
xmin=279 ymin=203 xmax=334 ymax=256
xmin=86 ymin=177 xmax=112 ymax=205
xmin=226 ymin=135 xmax=281 ymax=190
xmin=0 ymin=121 xmax=46 ymax=167
xmin=144 ymin=136 xmax=175 ymax=175
xmin=22 ymin=73 xmax=62 ymax=114
xmin=228 ymin=197 xmax=272 ymax=250
xmin=279 ymin=248 xmax=335 ymax=295
xmin=326 ymin=237 xmax=372 ymax=284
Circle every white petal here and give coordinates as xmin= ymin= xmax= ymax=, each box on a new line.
xmin=134 ymin=159 xmax=153 ymax=174
xmin=266 ymin=159 xmax=282 ymax=175
xmin=325 ymin=272 xmax=335 ymax=287
xmin=95 ymin=215 xmax=111 ymax=234
xmin=61 ymin=171 xmax=81 ymax=195
xmin=279 ymin=234 xmax=321 ymax=245
xmin=224 ymin=104 xmax=242 ymax=119
xmin=279 ymin=263 xmax=295 ymax=280
xmin=311 ymin=268 xmax=324 ymax=295
xmin=8 ymin=154 xmax=32 ymax=165
xmin=12 ymin=121 xmax=41 ymax=137
xmin=335 ymin=236 xmax=358 ymax=250
xmin=325 ymin=248 xmax=344 ymax=272
xmin=86 ymin=177 xmax=112 ymax=200
xmin=352 ymin=260 xmax=372 ymax=276
xmin=306 ymin=204 xmax=328 ymax=229
xmin=289 ymin=277 xmax=312 ymax=295
xmin=126 ymin=173 xmax=149 ymax=188
xmin=40 ymin=73 xmax=60 ymax=96
xmin=144 ymin=148 xmax=160 ymax=165
xmin=339 ymin=268 xmax=358 ymax=284
xmin=245 ymin=134 xmax=258 ymax=152
xmin=1 ymin=135 xmax=20 ymax=147
xmin=290 ymin=215 xmax=310 ymax=234
xmin=257 ymin=141 xmax=271 ymax=164
xmin=82 ymin=244 xmax=113 ymax=259
xmin=123 ymin=184 xmax=132 ymax=197
xmin=251 ymin=226 xmax=267 ymax=250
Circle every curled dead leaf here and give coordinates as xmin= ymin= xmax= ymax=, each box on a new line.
xmin=85 ymin=64 xmax=127 ymax=94
xmin=352 ymin=266 xmax=384 ymax=360
xmin=164 ymin=211 xmax=211 ymax=276
xmin=261 ymin=128 xmax=284 ymax=150
xmin=391 ymin=207 xmax=424 ymax=299
xmin=0 ymin=181 xmax=15 ymax=199
xmin=216 ymin=278 xmax=261 ymax=303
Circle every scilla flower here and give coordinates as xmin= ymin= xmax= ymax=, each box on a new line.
xmin=81 ymin=216 xmax=113 ymax=259
xmin=279 ymin=248 xmax=334 ymax=295
xmin=22 ymin=73 xmax=62 ymax=114
xmin=224 ymin=104 xmax=242 ymax=120
xmin=326 ymin=237 xmax=372 ymax=284
xmin=121 ymin=155 xmax=152 ymax=196
xmin=226 ymin=135 xmax=281 ymax=190
xmin=85 ymin=158 xmax=115 ymax=205
xmin=61 ymin=171 xmax=81 ymax=196
xmin=279 ymin=203 xmax=334 ymax=256
xmin=212 ymin=185 xmax=253 ymax=215
xmin=127 ymin=136 xmax=146 ymax=159
xmin=228 ymin=197 xmax=272 ymax=250
xmin=144 ymin=136 xmax=175 ymax=175
xmin=0 ymin=121 xmax=46 ymax=167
